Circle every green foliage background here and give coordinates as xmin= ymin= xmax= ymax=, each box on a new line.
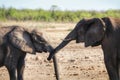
xmin=0 ymin=7 xmax=120 ymax=22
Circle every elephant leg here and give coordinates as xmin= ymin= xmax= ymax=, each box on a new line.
xmin=17 ymin=55 xmax=26 ymax=80
xmin=104 ymin=54 xmax=118 ymax=80
xmin=6 ymin=67 xmax=17 ymax=80
xmin=118 ymin=61 xmax=120 ymax=80
xmin=118 ymin=49 xmax=120 ymax=80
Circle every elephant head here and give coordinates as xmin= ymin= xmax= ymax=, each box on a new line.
xmin=48 ymin=17 xmax=107 ymax=60
xmin=30 ymin=30 xmax=53 ymax=53
xmin=7 ymin=26 xmax=53 ymax=54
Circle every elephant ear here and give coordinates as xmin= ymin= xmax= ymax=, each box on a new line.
xmin=102 ymin=17 xmax=115 ymax=36
xmin=85 ymin=18 xmax=105 ymax=47
xmin=8 ymin=27 xmax=36 ymax=54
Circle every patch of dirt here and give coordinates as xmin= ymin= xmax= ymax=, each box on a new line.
xmin=0 ymin=21 xmax=109 ymax=80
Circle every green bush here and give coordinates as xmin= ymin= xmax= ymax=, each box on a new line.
xmin=0 ymin=7 xmax=120 ymax=22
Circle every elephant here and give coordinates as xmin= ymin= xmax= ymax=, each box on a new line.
xmin=47 ymin=17 xmax=120 ymax=80
xmin=0 ymin=25 xmax=54 ymax=80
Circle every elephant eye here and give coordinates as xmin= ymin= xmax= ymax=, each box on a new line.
xmin=32 ymin=33 xmax=46 ymax=44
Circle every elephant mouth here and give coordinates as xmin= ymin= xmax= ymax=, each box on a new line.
xmin=36 ymin=44 xmax=53 ymax=53
xmin=76 ymin=35 xmax=85 ymax=43
xmin=40 ymin=47 xmax=48 ymax=53
xmin=35 ymin=46 xmax=46 ymax=53
xmin=43 ymin=49 xmax=48 ymax=53
xmin=35 ymin=49 xmax=43 ymax=53
xmin=36 ymin=49 xmax=47 ymax=53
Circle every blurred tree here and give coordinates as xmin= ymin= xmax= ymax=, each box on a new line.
xmin=50 ymin=5 xmax=59 ymax=20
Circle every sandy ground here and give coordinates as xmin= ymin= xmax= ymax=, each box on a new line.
xmin=0 ymin=21 xmax=109 ymax=80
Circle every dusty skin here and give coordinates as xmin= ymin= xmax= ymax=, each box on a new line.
xmin=0 ymin=21 xmax=109 ymax=80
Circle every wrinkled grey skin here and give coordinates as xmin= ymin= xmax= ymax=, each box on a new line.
xmin=48 ymin=17 xmax=120 ymax=80
xmin=0 ymin=26 xmax=53 ymax=80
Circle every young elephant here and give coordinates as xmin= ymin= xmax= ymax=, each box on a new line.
xmin=0 ymin=26 xmax=53 ymax=80
xmin=48 ymin=17 xmax=120 ymax=80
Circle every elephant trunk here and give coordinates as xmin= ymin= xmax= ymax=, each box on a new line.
xmin=47 ymin=44 xmax=54 ymax=53
xmin=47 ymin=29 xmax=76 ymax=60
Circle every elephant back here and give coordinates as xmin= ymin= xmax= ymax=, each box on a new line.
xmin=0 ymin=26 xmax=17 ymax=45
